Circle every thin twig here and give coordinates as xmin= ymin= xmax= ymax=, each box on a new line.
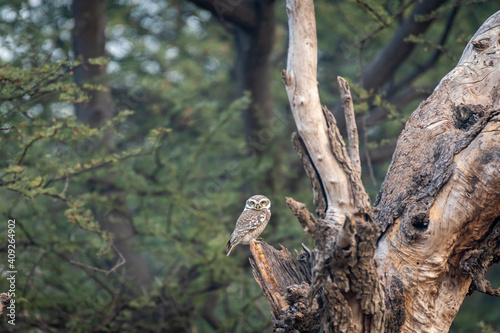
xmin=355 ymin=0 xmax=390 ymax=27
xmin=43 ymin=151 xmax=148 ymax=188
xmin=59 ymin=174 xmax=69 ymax=197
xmin=17 ymin=136 xmax=43 ymax=166
xmin=69 ymin=243 xmax=126 ymax=276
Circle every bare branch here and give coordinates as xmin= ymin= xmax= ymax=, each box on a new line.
xmin=285 ymin=197 xmax=323 ymax=242
xmin=17 ymin=136 xmax=44 ymax=166
xmin=338 ymin=76 xmax=361 ymax=175
xmin=323 ymin=107 xmax=372 ymax=213
xmin=69 ymin=243 xmax=126 ymax=276
xmin=284 ymin=0 xmax=351 ymax=220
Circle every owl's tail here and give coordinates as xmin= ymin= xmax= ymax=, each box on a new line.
xmin=226 ymin=241 xmax=233 ymax=256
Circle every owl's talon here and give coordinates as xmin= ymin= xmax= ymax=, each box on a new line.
xmin=255 ymin=237 xmax=264 ymax=242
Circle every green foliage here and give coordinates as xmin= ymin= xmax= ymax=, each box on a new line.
xmin=478 ymin=321 xmax=497 ymax=333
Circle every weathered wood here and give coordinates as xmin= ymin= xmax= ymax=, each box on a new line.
xmin=295 ymin=244 xmax=317 ymax=285
xmin=282 ymin=0 xmax=371 ymax=219
xmin=251 ymin=4 xmax=500 ymax=333
xmin=285 ymin=197 xmax=326 ymax=249
xmin=322 ymin=106 xmax=371 ymax=215
xmin=282 ymin=0 xmax=351 ymax=227
xmin=249 ymin=240 xmax=321 ymax=333
xmin=374 ymin=10 xmax=500 ymax=332
xmin=338 ymin=77 xmax=361 ymax=176
xmin=249 ymin=240 xmax=303 ymax=320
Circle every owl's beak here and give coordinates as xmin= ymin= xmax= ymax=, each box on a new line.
xmin=255 ymin=204 xmax=261 ymax=210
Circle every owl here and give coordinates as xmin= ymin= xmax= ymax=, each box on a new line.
xmin=226 ymin=195 xmax=271 ymax=256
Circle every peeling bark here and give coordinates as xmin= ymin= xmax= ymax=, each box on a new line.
xmin=249 ymin=240 xmax=303 ymax=319
xmin=461 ymin=217 xmax=500 ymax=297
xmin=249 ymin=240 xmax=320 ymax=333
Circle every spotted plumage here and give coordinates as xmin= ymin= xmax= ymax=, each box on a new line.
xmin=226 ymin=195 xmax=271 ymax=256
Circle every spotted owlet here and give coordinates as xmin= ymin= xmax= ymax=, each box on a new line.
xmin=226 ymin=195 xmax=271 ymax=256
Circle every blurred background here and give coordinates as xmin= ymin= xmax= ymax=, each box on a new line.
xmin=0 ymin=0 xmax=498 ymax=332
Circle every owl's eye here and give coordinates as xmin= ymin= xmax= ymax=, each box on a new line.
xmin=250 ymin=201 xmax=255 ymax=205
xmin=260 ymin=201 xmax=266 ymax=205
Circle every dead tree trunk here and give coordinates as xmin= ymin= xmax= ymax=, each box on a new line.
xmin=249 ymin=2 xmax=500 ymax=332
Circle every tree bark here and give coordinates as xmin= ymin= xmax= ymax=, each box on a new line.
xmin=250 ymin=3 xmax=500 ymax=333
